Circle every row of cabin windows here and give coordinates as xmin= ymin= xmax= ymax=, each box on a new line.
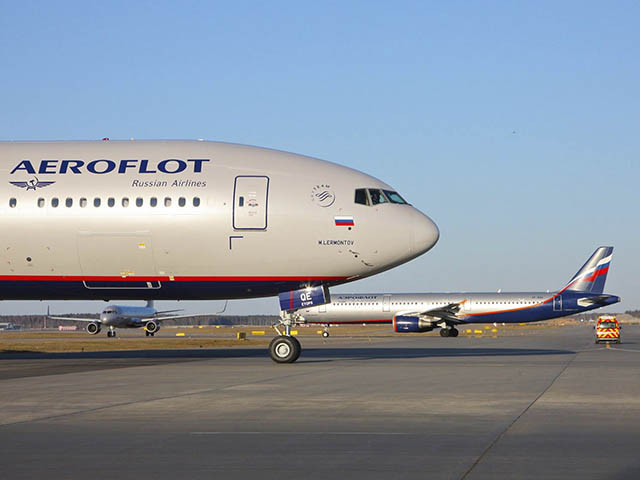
xmin=334 ymin=300 xmax=538 ymax=306
xmin=9 ymin=197 xmax=201 ymax=208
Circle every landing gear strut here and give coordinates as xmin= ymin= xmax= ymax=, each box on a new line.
xmin=440 ymin=327 xmax=459 ymax=338
xmin=322 ymin=326 xmax=330 ymax=338
xmin=107 ymin=327 xmax=117 ymax=338
xmin=270 ymin=310 xmax=303 ymax=363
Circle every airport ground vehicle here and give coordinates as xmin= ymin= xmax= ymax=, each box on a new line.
xmin=594 ymin=315 xmax=621 ymax=343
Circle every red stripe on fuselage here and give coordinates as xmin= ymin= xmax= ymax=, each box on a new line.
xmin=0 ymin=275 xmax=348 ymax=282
xmin=305 ymin=319 xmax=392 ymax=325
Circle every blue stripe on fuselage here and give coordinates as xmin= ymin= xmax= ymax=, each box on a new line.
xmin=460 ymin=292 xmax=619 ymax=324
xmin=0 ymin=279 xmax=341 ymax=301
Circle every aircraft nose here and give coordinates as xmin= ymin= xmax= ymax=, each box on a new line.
xmin=412 ymin=211 xmax=439 ymax=255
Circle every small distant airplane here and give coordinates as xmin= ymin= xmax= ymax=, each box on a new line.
xmin=48 ymin=300 xmax=227 ymax=337
xmin=298 ymin=247 xmax=620 ymax=337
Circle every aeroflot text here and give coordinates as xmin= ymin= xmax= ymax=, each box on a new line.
xmin=10 ymin=159 xmax=210 ymax=175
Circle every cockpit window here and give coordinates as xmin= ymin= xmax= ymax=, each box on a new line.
xmin=354 ymin=188 xmax=369 ymax=205
xmin=368 ymin=189 xmax=388 ymax=205
xmin=383 ymin=190 xmax=407 ymax=204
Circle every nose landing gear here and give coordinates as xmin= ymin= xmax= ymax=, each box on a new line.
xmin=107 ymin=327 xmax=117 ymax=338
xmin=270 ymin=311 xmax=303 ymax=363
xmin=269 ymin=335 xmax=301 ymax=363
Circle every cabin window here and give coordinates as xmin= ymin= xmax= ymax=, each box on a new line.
xmin=354 ymin=188 xmax=369 ymax=205
xmin=94 ymin=198 xmax=101 ymax=207
xmin=9 ymin=198 xmax=17 ymax=208
xmin=107 ymin=198 xmax=115 ymax=207
xmin=164 ymin=197 xmax=172 ymax=207
xmin=122 ymin=197 xmax=129 ymax=207
xmin=80 ymin=198 xmax=87 ymax=208
xmin=150 ymin=197 xmax=157 ymax=207
xmin=136 ymin=198 xmax=143 ymax=207
xmin=193 ymin=197 xmax=200 ymax=207
xmin=37 ymin=198 xmax=45 ymax=208
xmin=178 ymin=197 xmax=186 ymax=207
xmin=51 ymin=198 xmax=59 ymax=208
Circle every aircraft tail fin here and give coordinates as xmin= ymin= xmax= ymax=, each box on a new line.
xmin=564 ymin=246 xmax=613 ymax=294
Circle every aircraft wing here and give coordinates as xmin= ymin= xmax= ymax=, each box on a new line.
xmin=152 ymin=301 xmax=227 ymax=321
xmin=47 ymin=315 xmax=101 ymax=323
xmin=402 ymin=301 xmax=467 ymax=325
xmin=152 ymin=313 xmax=221 ymax=322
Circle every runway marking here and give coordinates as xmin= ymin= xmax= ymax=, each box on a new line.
xmin=191 ymin=431 xmax=411 ymax=436
xmin=459 ymin=349 xmax=578 ymax=480
xmin=607 ymin=346 xmax=640 ymax=353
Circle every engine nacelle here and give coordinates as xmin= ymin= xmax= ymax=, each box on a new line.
xmin=393 ymin=315 xmax=435 ymax=333
xmin=144 ymin=320 xmax=159 ymax=334
xmin=86 ymin=322 xmax=101 ymax=335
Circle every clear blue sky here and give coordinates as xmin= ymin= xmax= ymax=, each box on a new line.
xmin=1 ymin=1 xmax=638 ymax=315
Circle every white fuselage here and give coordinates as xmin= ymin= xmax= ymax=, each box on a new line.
xmin=0 ymin=141 xmax=439 ymax=301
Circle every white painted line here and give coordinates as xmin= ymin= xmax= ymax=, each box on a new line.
xmin=191 ymin=431 xmax=412 ymax=436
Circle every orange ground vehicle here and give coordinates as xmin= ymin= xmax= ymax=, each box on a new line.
xmin=595 ymin=315 xmax=621 ymax=343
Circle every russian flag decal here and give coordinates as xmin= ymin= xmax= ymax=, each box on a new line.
xmin=334 ymin=216 xmax=354 ymax=226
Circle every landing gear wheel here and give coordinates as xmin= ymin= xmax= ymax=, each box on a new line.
xmin=145 ymin=331 xmax=150 ymax=337
xmin=269 ymin=336 xmax=301 ymax=363
xmin=450 ymin=328 xmax=459 ymax=337
xmin=322 ymin=330 xmax=330 ymax=338
xmin=440 ymin=328 xmax=450 ymax=337
xmin=107 ymin=330 xmax=116 ymax=338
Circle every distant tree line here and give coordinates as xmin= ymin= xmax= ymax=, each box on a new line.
xmin=0 ymin=314 xmax=279 ymax=329
xmin=625 ymin=310 xmax=640 ymax=318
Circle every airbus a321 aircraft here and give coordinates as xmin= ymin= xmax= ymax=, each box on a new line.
xmin=48 ymin=300 xmax=227 ymax=337
xmin=298 ymin=247 xmax=620 ymax=336
xmin=0 ymin=140 xmax=439 ymax=362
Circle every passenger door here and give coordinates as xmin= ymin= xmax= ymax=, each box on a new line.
xmin=233 ymin=176 xmax=269 ymax=230
xmin=553 ymin=295 xmax=562 ymax=311
xmin=383 ymin=295 xmax=391 ymax=312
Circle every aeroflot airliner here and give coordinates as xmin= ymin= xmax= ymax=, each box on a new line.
xmin=48 ymin=300 xmax=227 ymax=337
xmin=0 ymin=140 xmax=439 ymax=361
xmin=299 ymin=247 xmax=620 ymax=337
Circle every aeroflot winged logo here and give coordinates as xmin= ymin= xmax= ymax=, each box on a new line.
xmin=10 ymin=177 xmax=55 ymax=190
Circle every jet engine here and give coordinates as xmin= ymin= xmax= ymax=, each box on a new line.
xmin=144 ymin=320 xmax=159 ymax=334
xmin=393 ymin=315 xmax=434 ymax=333
xmin=86 ymin=322 xmax=101 ymax=335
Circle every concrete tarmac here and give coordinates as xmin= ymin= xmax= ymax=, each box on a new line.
xmin=1 ymin=325 xmax=639 ymax=479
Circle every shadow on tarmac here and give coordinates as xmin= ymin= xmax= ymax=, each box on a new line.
xmin=0 ymin=347 xmax=575 ymax=380
xmin=0 ymin=346 xmax=574 ymax=361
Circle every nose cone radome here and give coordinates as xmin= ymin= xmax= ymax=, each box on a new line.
xmin=412 ymin=211 xmax=439 ymax=256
